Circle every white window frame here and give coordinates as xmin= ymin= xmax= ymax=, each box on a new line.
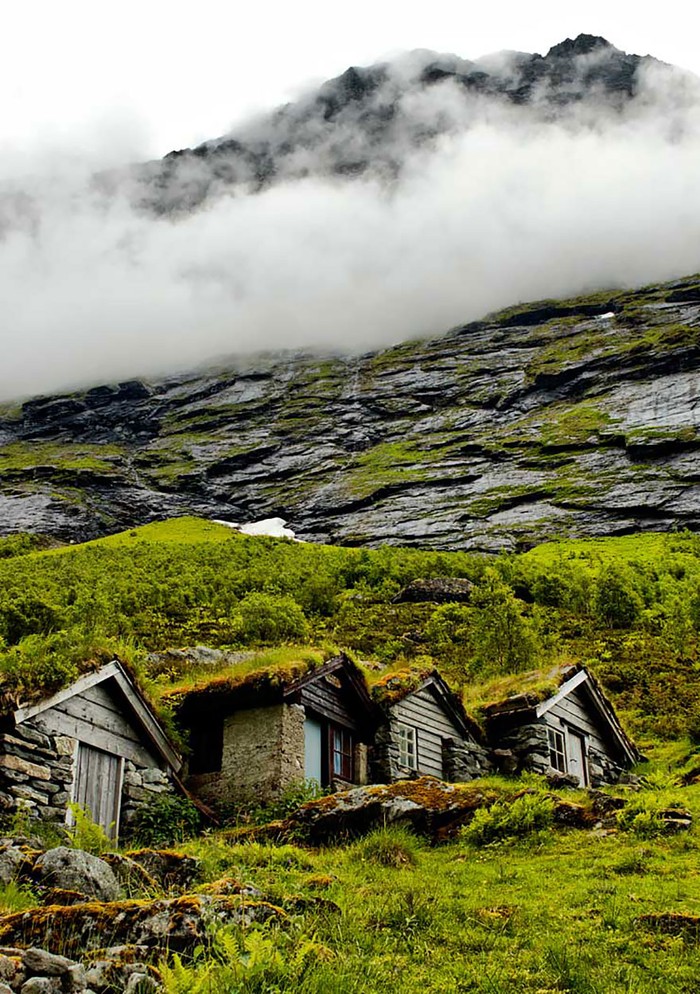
xmin=397 ymin=724 xmax=418 ymax=770
xmin=547 ymin=727 xmax=567 ymax=773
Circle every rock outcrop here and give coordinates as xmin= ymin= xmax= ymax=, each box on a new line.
xmin=1 ymin=275 xmax=699 ymax=552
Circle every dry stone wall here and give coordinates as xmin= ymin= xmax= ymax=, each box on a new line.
xmin=0 ymin=720 xmax=176 ymax=834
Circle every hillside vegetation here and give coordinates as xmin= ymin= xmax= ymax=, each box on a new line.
xmin=2 ymin=518 xmax=700 ymax=748
xmin=3 ymin=520 xmax=700 ymax=991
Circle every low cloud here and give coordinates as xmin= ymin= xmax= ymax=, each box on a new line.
xmin=2 ymin=55 xmax=700 ymax=400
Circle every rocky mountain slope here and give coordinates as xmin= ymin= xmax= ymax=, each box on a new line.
xmin=1 ymin=273 xmax=699 ymax=551
xmin=131 ymin=34 xmax=679 ymax=213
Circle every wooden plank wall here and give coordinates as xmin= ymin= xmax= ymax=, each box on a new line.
xmin=30 ymin=680 xmax=160 ymax=768
xmin=391 ymin=687 xmax=463 ymax=778
xmin=299 ymin=675 xmax=362 ymax=731
xmin=545 ymin=687 xmax=612 ymax=758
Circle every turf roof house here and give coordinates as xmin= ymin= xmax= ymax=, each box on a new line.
xmin=169 ymin=654 xmax=377 ymax=809
xmin=371 ymin=669 xmax=493 ymax=782
xmin=481 ymin=664 xmax=639 ymax=786
xmin=0 ymin=660 xmax=182 ymax=838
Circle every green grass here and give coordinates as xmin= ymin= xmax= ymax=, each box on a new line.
xmin=0 ymin=442 xmax=125 ymax=474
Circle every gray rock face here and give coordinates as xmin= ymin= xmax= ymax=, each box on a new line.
xmin=33 ymin=849 xmax=121 ymax=903
xmin=129 ymin=35 xmax=691 ymax=216
xmin=1 ymin=276 xmax=700 ymax=552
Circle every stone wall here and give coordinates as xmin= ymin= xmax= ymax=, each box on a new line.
xmin=0 ymin=721 xmax=75 ymax=825
xmin=443 ymin=737 xmax=494 ymax=781
xmin=0 ymin=719 xmax=177 ymax=835
xmin=187 ymin=703 xmax=306 ymax=810
xmin=120 ymin=763 xmax=177 ymax=832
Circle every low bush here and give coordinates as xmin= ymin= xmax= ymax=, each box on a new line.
xmin=463 ymin=791 xmax=555 ymax=845
xmin=130 ymin=794 xmax=201 ymax=847
xmin=350 ymin=826 xmax=422 ymax=868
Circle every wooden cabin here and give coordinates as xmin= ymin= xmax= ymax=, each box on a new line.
xmin=371 ymin=669 xmax=492 ymax=782
xmin=482 ymin=664 xmax=639 ymax=786
xmin=0 ymin=660 xmax=182 ymax=839
xmin=169 ymin=653 xmax=377 ymax=811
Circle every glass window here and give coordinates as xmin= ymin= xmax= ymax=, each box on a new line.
xmin=398 ymin=724 xmax=417 ymax=770
xmin=548 ymin=727 xmax=567 ymax=773
xmin=331 ymin=726 xmax=353 ymax=780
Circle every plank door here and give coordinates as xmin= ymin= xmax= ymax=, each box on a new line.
xmin=566 ymin=730 xmax=588 ymax=786
xmin=304 ymin=718 xmax=323 ymax=784
xmin=72 ymin=742 xmax=123 ymax=839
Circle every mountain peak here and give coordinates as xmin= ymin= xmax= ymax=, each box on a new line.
xmin=546 ymin=34 xmax=616 ymax=59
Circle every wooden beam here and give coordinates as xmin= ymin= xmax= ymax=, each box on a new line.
xmin=535 ymin=669 xmax=589 ymax=718
xmin=14 ymin=663 xmax=121 ymax=723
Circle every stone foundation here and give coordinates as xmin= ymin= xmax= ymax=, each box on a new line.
xmin=443 ymin=737 xmax=494 ymax=781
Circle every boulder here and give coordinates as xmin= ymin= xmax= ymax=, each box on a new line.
xmin=32 ymin=849 xmax=121 ymax=903
xmin=121 ymin=850 xmax=202 ymax=892
xmin=392 ymin=578 xmax=474 ymax=604
xmin=0 ymin=847 xmax=30 ymax=887
xmin=255 ymin=777 xmax=504 ymax=843
xmin=0 ymin=896 xmax=284 ymax=957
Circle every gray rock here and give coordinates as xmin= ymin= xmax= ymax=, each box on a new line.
xmin=0 ymin=983 xmax=13 ymax=994
xmin=20 ymin=979 xmax=61 ymax=994
xmin=22 ymin=948 xmax=75 ymax=976
xmin=124 ymin=974 xmax=158 ymax=994
xmin=0 ymin=847 xmax=27 ymax=887
xmin=33 ymin=848 xmax=121 ymax=902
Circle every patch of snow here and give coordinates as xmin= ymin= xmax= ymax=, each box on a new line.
xmin=595 ymin=312 xmax=616 ymax=320
xmin=213 ymin=517 xmax=298 ymax=540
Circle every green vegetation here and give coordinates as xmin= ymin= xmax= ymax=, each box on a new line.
xmin=0 ymin=442 xmax=124 ymax=474
xmin=3 ymin=518 xmax=700 ymax=746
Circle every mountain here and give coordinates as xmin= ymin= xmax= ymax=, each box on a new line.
xmin=129 ymin=34 xmax=675 ymax=214
xmin=1 ymin=272 xmax=699 ymax=551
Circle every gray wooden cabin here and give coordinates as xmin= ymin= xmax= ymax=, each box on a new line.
xmin=372 ymin=670 xmax=492 ymax=783
xmin=483 ymin=664 xmax=639 ymax=786
xmin=0 ymin=660 xmax=182 ymax=838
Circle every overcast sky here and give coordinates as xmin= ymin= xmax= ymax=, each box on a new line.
xmin=2 ymin=0 xmax=698 ymax=159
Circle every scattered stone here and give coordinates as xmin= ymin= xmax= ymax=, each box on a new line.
xmin=124 ymin=973 xmax=158 ymax=993
xmin=636 ymin=912 xmax=700 ymax=939
xmin=22 ymin=948 xmax=74 ymax=976
xmin=19 ymin=979 xmax=60 ymax=994
xmin=32 ymin=849 xmax=121 ymax=903
xmin=392 ymin=577 xmax=474 ymax=604
xmin=659 ymin=807 xmax=693 ymax=833
xmin=122 ymin=850 xmax=202 ymax=892
xmin=545 ymin=772 xmax=581 ymax=790
xmin=0 ymin=849 xmax=28 ymax=888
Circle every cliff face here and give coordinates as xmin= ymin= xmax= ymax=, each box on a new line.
xmin=131 ymin=35 xmax=678 ymax=214
xmin=1 ymin=274 xmax=699 ymax=551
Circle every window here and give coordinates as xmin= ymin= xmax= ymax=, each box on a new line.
xmin=547 ymin=727 xmax=567 ymax=773
xmin=397 ymin=724 xmax=417 ymax=770
xmin=331 ymin=726 xmax=353 ymax=781
xmin=189 ymin=718 xmax=223 ymax=774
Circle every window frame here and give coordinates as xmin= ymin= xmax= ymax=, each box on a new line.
xmin=547 ymin=727 xmax=567 ymax=773
xmin=330 ymin=725 xmax=353 ymax=781
xmin=397 ymin=723 xmax=418 ymax=771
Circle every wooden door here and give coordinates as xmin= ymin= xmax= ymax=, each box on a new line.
xmin=566 ymin=730 xmax=588 ymax=786
xmin=72 ymin=743 xmax=123 ymax=839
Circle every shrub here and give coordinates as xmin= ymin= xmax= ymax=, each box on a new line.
xmin=66 ymin=803 xmax=114 ymax=855
xmin=232 ymin=592 xmax=309 ymax=645
xmin=130 ymin=794 xmax=201 ymax=847
xmin=351 ymin=826 xmax=422 ymax=868
xmin=463 ymin=792 xmax=555 ymax=845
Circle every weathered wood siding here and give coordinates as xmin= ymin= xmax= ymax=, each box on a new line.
xmin=390 ymin=687 xmax=464 ymax=778
xmin=544 ymin=686 xmax=612 ymax=758
xmin=298 ymin=674 xmax=361 ymax=731
xmin=31 ymin=682 xmax=160 ymax=769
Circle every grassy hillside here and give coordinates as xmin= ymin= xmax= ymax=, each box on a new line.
xmin=2 ymin=519 xmax=700 ymax=991
xmin=2 ymin=517 xmax=700 ymax=748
